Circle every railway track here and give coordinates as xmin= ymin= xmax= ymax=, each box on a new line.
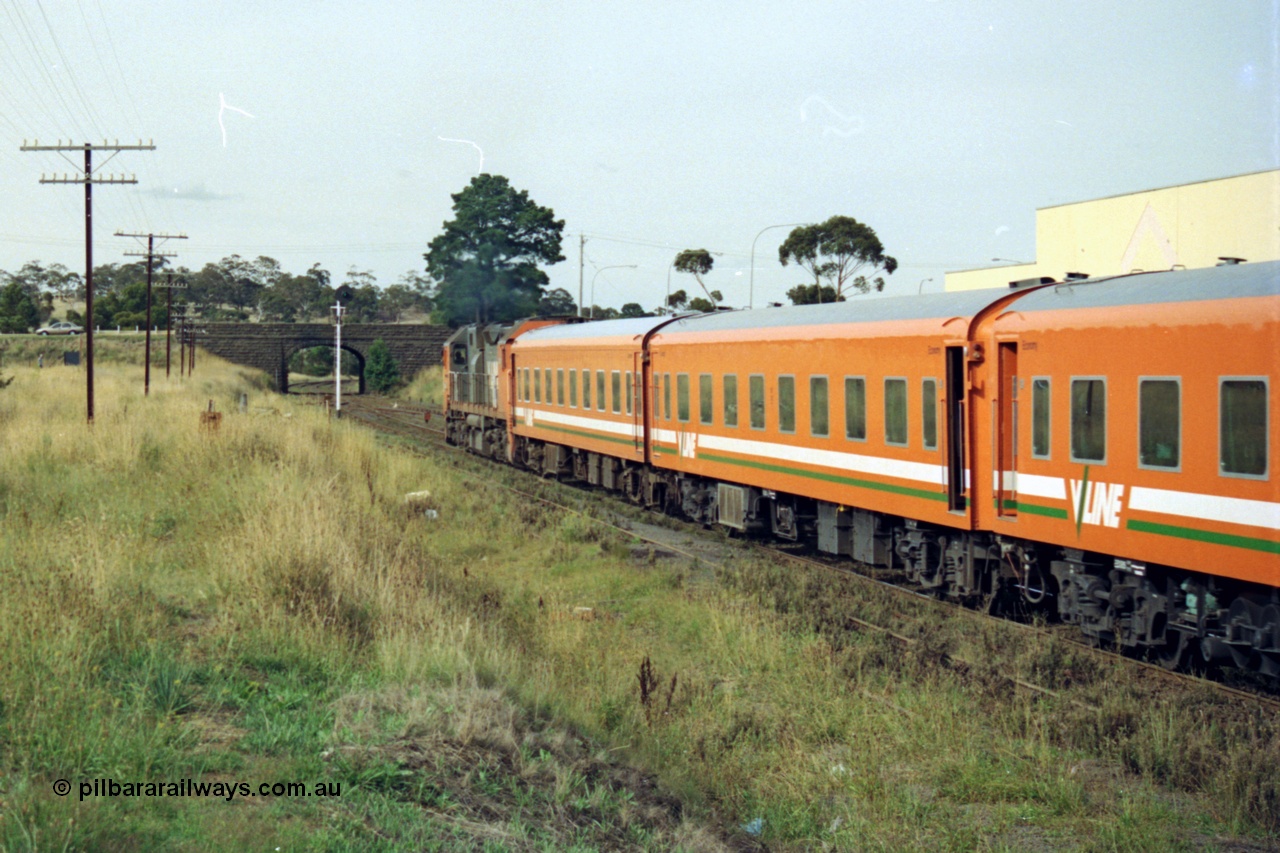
xmin=336 ymin=396 xmax=446 ymax=437
xmin=288 ymin=378 xmax=362 ymax=395
xmin=341 ymin=396 xmax=1280 ymax=713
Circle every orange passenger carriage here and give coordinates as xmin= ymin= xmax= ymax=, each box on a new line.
xmin=443 ymin=260 xmax=1279 ymax=679
xmin=643 ymin=292 xmax=1003 ymax=564
xmin=977 ymin=261 xmax=1279 ymax=669
xmin=505 ymin=316 xmax=673 ymax=490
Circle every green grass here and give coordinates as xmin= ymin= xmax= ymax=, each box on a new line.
xmin=0 ymin=355 xmax=1275 ymax=851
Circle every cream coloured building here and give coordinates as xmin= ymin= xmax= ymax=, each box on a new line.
xmin=945 ymin=169 xmax=1280 ymax=291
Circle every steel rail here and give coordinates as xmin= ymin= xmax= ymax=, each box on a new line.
xmin=343 ymin=401 xmax=1280 ymax=713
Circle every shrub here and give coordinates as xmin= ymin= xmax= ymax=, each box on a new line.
xmin=366 ymin=338 xmax=401 ymax=393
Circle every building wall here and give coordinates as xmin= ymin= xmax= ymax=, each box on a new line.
xmin=946 ymin=169 xmax=1280 ymax=292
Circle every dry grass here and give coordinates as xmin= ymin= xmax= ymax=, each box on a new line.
xmin=0 ymin=353 xmax=1274 ymax=851
xmin=398 ymin=364 xmax=444 ymax=407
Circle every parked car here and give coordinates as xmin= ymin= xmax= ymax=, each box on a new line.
xmin=36 ymin=321 xmax=84 ymax=336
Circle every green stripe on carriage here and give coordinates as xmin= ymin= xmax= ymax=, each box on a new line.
xmin=535 ymin=423 xmax=637 ymax=447
xmin=998 ymin=498 xmax=1069 ymax=519
xmin=1126 ymin=519 xmax=1280 ymax=555
xmin=1015 ymin=502 xmax=1070 ymax=519
xmin=698 ymin=452 xmax=949 ymax=502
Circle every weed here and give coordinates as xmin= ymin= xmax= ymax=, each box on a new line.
xmin=0 ymin=354 xmax=1273 ymax=850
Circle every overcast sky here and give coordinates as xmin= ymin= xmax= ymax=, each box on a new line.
xmin=1 ymin=1 xmax=1275 ymax=310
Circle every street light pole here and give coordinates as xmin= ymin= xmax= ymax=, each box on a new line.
xmin=749 ymin=223 xmax=805 ymax=309
xmin=577 ymin=233 xmax=586 ymax=317
xmin=590 ymin=264 xmax=637 ymax=319
xmin=664 ymin=258 xmax=678 ymax=314
xmin=918 ymin=277 xmax=934 ymax=294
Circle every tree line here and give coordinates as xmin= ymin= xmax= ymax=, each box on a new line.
xmin=1 ymin=172 xmax=898 ymax=332
xmin=0 ymin=257 xmax=436 ymax=333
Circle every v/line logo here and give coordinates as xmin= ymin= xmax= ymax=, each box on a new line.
xmin=1069 ymin=466 xmax=1125 ymax=532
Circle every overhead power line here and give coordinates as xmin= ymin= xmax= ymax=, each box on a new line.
xmin=20 ymin=138 xmax=156 ymax=424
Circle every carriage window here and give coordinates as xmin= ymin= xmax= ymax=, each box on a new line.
xmin=922 ymin=379 xmax=937 ymax=450
xmin=1220 ymin=379 xmax=1268 ymax=477
xmin=569 ymin=369 xmax=578 ymax=408
xmin=596 ymin=370 xmax=606 ymax=411
xmin=778 ymin=376 xmax=796 ymax=433
xmin=544 ymin=369 xmax=553 ymax=406
xmin=1032 ymin=378 xmax=1050 ymax=458
xmin=723 ymin=374 xmax=738 ymax=428
xmin=581 ymin=369 xmax=590 ymax=409
xmin=522 ymin=368 xmax=529 ymax=402
xmin=611 ymin=371 xmax=621 ymax=413
xmin=845 ymin=377 xmax=866 ymax=441
xmin=810 ymin=376 xmax=829 ymax=437
xmin=1139 ymin=379 xmax=1180 ymax=469
xmin=534 ymin=368 xmax=542 ymax=403
xmin=749 ymin=374 xmax=765 ymax=430
xmin=884 ymin=378 xmax=908 ymax=446
xmin=624 ymin=371 xmax=632 ymax=415
xmin=677 ymin=373 xmax=690 ymax=422
xmin=1070 ymin=378 xmax=1106 ymax=463
xmin=663 ymin=373 xmax=671 ymax=420
xmin=556 ymin=369 xmax=565 ymax=406
xmin=699 ymin=374 xmax=714 ymax=425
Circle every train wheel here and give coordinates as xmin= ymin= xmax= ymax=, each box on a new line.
xmin=1154 ymin=629 xmax=1190 ymax=671
xmin=623 ymin=468 xmax=644 ymax=504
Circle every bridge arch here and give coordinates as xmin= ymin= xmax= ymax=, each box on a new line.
xmin=281 ymin=341 xmax=367 ymax=394
xmin=197 ymin=323 xmax=452 ymax=392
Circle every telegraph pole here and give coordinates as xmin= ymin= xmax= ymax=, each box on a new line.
xmin=116 ymin=231 xmax=187 ymax=395
xmin=178 ymin=309 xmax=190 ymax=379
xmin=20 ymin=140 xmax=155 ymax=424
xmin=155 ymin=272 xmax=188 ymax=378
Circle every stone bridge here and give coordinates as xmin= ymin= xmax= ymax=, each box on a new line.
xmin=198 ymin=323 xmax=452 ymax=393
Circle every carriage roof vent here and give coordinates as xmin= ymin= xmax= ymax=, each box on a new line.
xmin=1064 ymin=271 xmax=1090 ymax=281
xmin=1008 ymin=276 xmax=1056 ymax=289
xmin=1216 ymin=256 xmax=1247 ymax=266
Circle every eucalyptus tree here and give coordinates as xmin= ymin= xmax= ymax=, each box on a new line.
xmin=779 ymin=216 xmax=897 ymax=302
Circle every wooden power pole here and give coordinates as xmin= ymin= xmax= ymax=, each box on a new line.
xmin=115 ymin=231 xmax=187 ymax=395
xmin=20 ymin=140 xmax=155 ymax=423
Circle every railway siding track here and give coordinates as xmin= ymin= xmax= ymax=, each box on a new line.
xmin=340 ymin=395 xmax=1280 ymax=716
xmin=339 ymin=393 xmax=1280 ymax=835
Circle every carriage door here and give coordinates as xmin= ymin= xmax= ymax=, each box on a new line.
xmin=945 ymin=346 xmax=967 ymax=512
xmin=996 ymin=342 xmax=1018 ymax=518
xmin=633 ymin=352 xmax=645 ymax=454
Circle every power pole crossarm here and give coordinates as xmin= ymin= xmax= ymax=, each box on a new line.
xmin=115 ymin=231 xmax=187 ymax=397
xmin=20 ymin=140 xmax=157 ymax=424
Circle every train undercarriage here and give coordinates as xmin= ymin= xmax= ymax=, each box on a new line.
xmin=447 ymin=413 xmax=1280 ymax=681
